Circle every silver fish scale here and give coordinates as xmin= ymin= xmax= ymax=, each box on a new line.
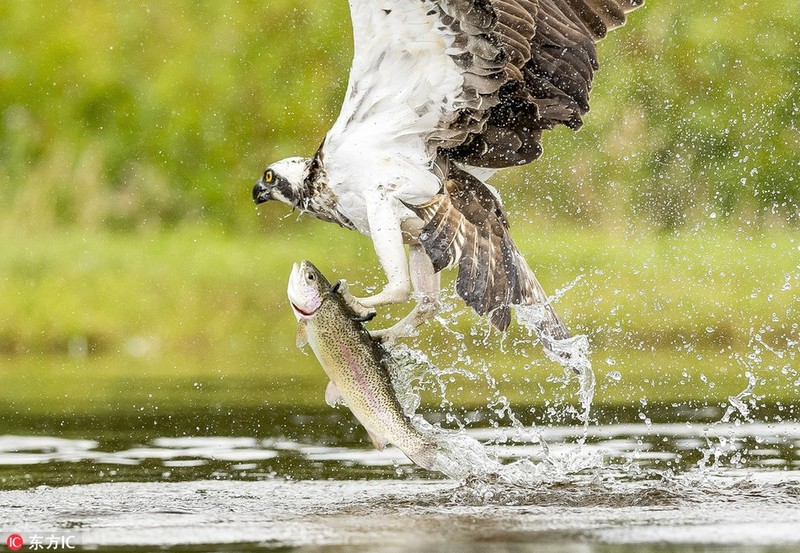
xmin=301 ymin=273 xmax=437 ymax=469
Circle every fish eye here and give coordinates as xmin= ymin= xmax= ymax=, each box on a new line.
xmin=263 ymin=169 xmax=274 ymax=183
xmin=306 ymin=272 xmax=315 ymax=281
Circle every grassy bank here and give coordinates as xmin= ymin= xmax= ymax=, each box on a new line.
xmin=0 ymin=222 xmax=798 ymax=417
xmin=1 ymin=0 xmax=798 ymax=231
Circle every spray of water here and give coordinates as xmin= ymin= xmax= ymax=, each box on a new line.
xmin=695 ymin=334 xmax=768 ymax=472
xmin=388 ymin=296 xmax=602 ymax=485
xmin=515 ymin=290 xmax=596 ymax=428
xmin=387 ymin=247 xmax=797 ymax=486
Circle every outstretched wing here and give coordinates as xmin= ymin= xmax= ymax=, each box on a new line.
xmin=417 ymin=0 xmax=640 ymax=335
xmin=435 ymin=0 xmax=643 ymax=167
xmin=325 ymin=0 xmax=641 ymax=183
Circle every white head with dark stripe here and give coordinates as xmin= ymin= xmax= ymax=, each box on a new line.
xmin=252 ymin=157 xmax=313 ymax=208
xmin=253 ymin=152 xmax=353 ymax=229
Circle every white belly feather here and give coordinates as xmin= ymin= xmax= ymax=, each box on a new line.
xmin=323 ymin=0 xmax=466 ymax=234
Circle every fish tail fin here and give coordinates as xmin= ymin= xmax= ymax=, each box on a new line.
xmin=407 ymin=440 xmax=439 ymax=470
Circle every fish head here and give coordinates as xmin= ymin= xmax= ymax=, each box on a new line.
xmin=287 ymin=260 xmax=333 ymax=320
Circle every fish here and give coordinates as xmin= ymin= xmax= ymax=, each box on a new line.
xmin=287 ymin=260 xmax=438 ymax=470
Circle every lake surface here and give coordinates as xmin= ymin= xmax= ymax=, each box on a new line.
xmin=2 ymin=404 xmax=799 ymax=551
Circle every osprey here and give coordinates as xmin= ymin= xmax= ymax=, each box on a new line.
xmin=254 ymin=0 xmax=642 ymax=344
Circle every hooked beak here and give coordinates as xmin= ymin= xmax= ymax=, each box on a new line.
xmin=252 ymin=178 xmax=273 ymax=205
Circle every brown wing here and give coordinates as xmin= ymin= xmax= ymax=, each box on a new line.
xmin=406 ymin=165 xmax=570 ymax=338
xmin=433 ymin=0 xmax=643 ymax=167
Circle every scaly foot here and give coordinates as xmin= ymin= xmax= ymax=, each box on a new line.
xmin=334 ymin=279 xmax=377 ymax=321
xmin=369 ymin=294 xmax=440 ymax=346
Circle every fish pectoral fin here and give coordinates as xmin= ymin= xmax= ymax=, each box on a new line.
xmin=366 ymin=429 xmax=387 ymax=450
xmin=296 ymin=320 xmax=308 ymax=348
xmin=325 ymin=380 xmax=344 ymax=407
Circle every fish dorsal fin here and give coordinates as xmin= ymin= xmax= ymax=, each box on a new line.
xmin=366 ymin=429 xmax=387 ymax=451
xmin=296 ymin=320 xmax=308 ymax=348
xmin=325 ymin=380 xmax=344 ymax=407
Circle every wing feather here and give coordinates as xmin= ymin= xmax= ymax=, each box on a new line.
xmin=318 ymin=0 xmax=640 ymax=336
xmin=405 ymin=166 xmax=571 ymax=337
xmin=327 ymin=0 xmax=642 ymax=173
xmin=439 ymin=0 xmax=642 ymax=167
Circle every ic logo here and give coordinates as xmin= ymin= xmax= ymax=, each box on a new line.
xmin=6 ymin=534 xmax=24 ymax=551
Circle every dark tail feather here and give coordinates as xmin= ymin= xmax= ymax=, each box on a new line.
xmin=510 ymin=252 xmax=572 ymax=340
xmin=406 ymin=166 xmax=571 ymax=340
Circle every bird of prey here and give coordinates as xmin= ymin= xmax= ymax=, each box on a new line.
xmin=254 ymin=0 xmax=642 ymax=345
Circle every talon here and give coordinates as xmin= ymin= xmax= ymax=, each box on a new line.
xmin=335 ymin=279 xmax=377 ymax=320
xmin=350 ymin=312 xmax=376 ymax=323
xmin=369 ymin=327 xmax=399 ymax=347
xmin=415 ymin=294 xmax=440 ymax=313
xmin=357 ymin=282 xmax=411 ymax=308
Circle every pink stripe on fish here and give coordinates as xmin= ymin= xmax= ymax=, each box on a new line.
xmin=340 ymin=344 xmax=388 ymax=420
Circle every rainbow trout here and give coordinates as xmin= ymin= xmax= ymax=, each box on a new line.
xmin=287 ymin=260 xmax=438 ymax=470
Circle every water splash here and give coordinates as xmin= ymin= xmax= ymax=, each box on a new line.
xmin=516 ymin=305 xmax=596 ymax=426
xmin=424 ymin=426 xmax=605 ymax=484
xmin=387 ymin=341 xmax=602 ymax=484
xmin=388 ymin=345 xmax=508 ymax=479
xmin=721 ymin=371 xmax=758 ymax=423
xmin=697 ymin=363 xmax=761 ymax=471
xmin=384 ymin=262 xmax=602 ymax=482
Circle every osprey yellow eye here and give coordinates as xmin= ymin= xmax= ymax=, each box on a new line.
xmin=264 ymin=170 xmax=274 ymax=183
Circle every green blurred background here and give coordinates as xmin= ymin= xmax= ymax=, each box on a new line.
xmin=0 ymin=1 xmax=798 ymax=419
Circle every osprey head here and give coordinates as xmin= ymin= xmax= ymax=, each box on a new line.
xmin=253 ymin=157 xmax=312 ymax=207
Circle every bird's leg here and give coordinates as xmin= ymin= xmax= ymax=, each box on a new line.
xmin=334 ymin=279 xmax=377 ymax=320
xmin=370 ymin=243 xmax=440 ymax=344
xmin=339 ymin=192 xmax=440 ymax=342
xmin=351 ymin=192 xmax=412 ymax=309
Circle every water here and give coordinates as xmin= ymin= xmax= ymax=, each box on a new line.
xmin=2 ymin=316 xmax=798 ymax=551
xmin=2 ymin=475 xmax=800 ymax=551
xmin=2 ymin=404 xmax=800 ymax=550
xmin=2 ymin=237 xmax=798 ymax=551
xmin=516 ymin=304 xmax=596 ymax=426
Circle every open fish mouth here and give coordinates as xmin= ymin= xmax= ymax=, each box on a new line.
xmin=287 ymin=262 xmax=323 ymax=318
xmin=291 ymin=302 xmax=319 ymax=317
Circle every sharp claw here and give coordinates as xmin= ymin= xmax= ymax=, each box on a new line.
xmin=368 ymin=323 xmax=417 ymax=346
xmin=350 ymin=312 xmax=376 ymax=323
xmin=336 ymin=279 xmax=377 ymax=320
xmin=369 ymin=328 xmax=397 ymax=347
